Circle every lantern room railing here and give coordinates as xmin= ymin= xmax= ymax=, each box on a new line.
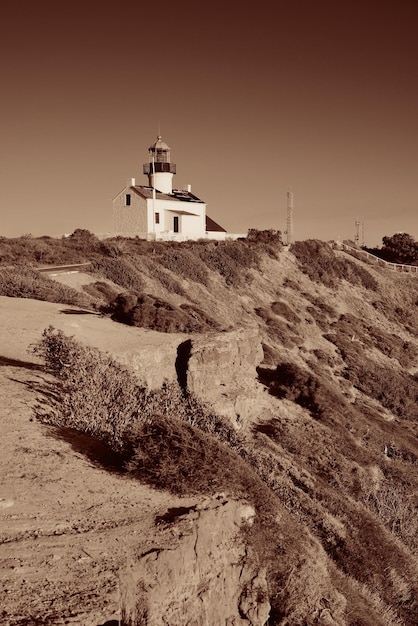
xmin=143 ymin=163 xmax=176 ymax=175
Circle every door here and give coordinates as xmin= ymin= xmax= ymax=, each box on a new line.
xmin=173 ymin=216 xmax=179 ymax=233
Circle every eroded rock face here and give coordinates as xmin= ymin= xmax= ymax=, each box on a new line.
xmin=184 ymin=328 xmax=270 ymax=424
xmin=119 ymin=495 xmax=270 ymax=626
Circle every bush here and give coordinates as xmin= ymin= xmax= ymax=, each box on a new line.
xmin=157 ymin=248 xmax=210 ymax=286
xmin=108 ymin=291 xmax=221 ymax=333
xmin=257 ymin=361 xmax=345 ymax=419
xmin=125 ymin=413 xmax=260 ymax=496
xmin=31 ymin=327 xmax=233 ymax=451
xmin=88 ymin=257 xmax=146 ymax=292
xmin=0 ymin=266 xmax=92 ymax=307
xmin=31 ymin=326 xmax=145 ymax=450
xmin=291 ymin=239 xmax=378 ymax=290
xmin=131 ymin=255 xmax=186 ymax=296
xmin=82 ymin=280 xmax=120 ymax=304
xmin=246 ymin=228 xmax=282 ymax=245
xmin=31 ymin=327 xmax=275 ymax=506
xmin=200 ymin=241 xmax=259 ymax=286
xmin=271 ymin=300 xmax=301 ymax=325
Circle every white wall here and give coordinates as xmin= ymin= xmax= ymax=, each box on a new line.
xmin=148 ymin=199 xmax=206 ymax=238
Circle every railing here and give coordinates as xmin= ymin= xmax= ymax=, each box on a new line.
xmin=143 ymin=163 xmax=176 ymax=175
xmin=339 ymin=243 xmax=418 ymax=273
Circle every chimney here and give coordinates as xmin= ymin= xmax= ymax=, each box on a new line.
xmin=128 ymin=177 xmax=135 ymax=187
xmin=183 ymin=184 xmax=191 ymax=193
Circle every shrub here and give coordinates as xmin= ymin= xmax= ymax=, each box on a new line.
xmin=246 ymin=228 xmax=282 ymax=245
xmin=88 ymin=257 xmax=145 ymax=292
xmin=0 ymin=266 xmax=92 ymax=307
xmin=271 ymin=300 xmax=301 ymax=325
xmin=291 ymin=239 xmax=378 ymax=290
xmin=31 ymin=327 xmax=232 ymax=450
xmin=108 ymin=291 xmax=221 ymax=333
xmin=131 ymin=255 xmax=186 ymax=295
xmin=82 ymin=280 xmax=120 ymax=304
xmin=125 ymin=413 xmax=260 ymax=496
xmin=31 ymin=327 xmax=275 ymax=506
xmin=200 ymin=240 xmax=259 ymax=286
xmin=362 ymin=482 xmax=418 ymax=553
xmin=346 ymin=361 xmax=418 ymax=421
xmin=31 ymin=326 xmax=144 ymax=450
xmin=257 ymin=362 xmax=345 ymax=419
xmin=255 ymin=307 xmax=302 ymax=348
xmin=157 ymin=248 xmax=210 ymax=286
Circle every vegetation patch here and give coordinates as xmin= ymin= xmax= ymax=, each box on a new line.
xmin=0 ymin=266 xmax=92 ymax=307
xmin=200 ymin=240 xmax=259 ymax=286
xmin=291 ymin=239 xmax=378 ymax=290
xmin=88 ymin=257 xmax=146 ymax=292
xmin=157 ymin=249 xmax=210 ymax=286
xmin=0 ymin=230 xmax=104 ymax=266
xmin=257 ymin=361 xmax=345 ymax=419
xmin=107 ymin=291 xmax=221 ymax=333
xmin=82 ymin=280 xmax=121 ymax=304
xmin=30 ymin=326 xmax=418 ymax=625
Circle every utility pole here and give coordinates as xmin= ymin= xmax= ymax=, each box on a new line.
xmin=285 ymin=190 xmax=294 ymax=245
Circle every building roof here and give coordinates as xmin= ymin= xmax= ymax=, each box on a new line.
xmin=131 ymin=185 xmax=205 ymax=204
xmin=148 ymin=135 xmax=170 ymax=151
xmin=206 ymin=215 xmax=227 ymax=232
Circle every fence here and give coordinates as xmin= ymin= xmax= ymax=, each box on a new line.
xmin=339 ymin=243 xmax=418 ymax=274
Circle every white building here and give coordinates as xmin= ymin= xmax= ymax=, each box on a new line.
xmin=112 ymin=136 xmax=233 ymax=241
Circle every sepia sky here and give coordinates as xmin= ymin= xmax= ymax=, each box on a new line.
xmin=1 ymin=0 xmax=417 ymax=245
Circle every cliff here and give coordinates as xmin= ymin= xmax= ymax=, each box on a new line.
xmin=1 ymin=236 xmax=418 ymax=625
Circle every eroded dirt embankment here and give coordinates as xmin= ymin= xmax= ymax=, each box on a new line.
xmin=0 ymin=296 xmax=270 ymax=625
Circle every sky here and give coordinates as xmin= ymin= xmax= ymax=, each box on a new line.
xmin=1 ymin=0 xmax=417 ymax=246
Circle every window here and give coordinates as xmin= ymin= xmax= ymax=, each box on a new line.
xmin=155 ymin=212 xmax=160 ymax=224
xmin=125 ymin=194 xmax=131 ymax=206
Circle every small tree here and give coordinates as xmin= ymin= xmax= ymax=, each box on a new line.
xmin=380 ymin=233 xmax=418 ymax=265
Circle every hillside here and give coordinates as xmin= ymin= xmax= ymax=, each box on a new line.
xmin=0 ymin=235 xmax=417 ymax=625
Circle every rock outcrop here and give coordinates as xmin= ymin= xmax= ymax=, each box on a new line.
xmin=0 ymin=298 xmax=269 ymax=423
xmin=119 ymin=495 xmax=270 ymax=626
xmin=184 ymin=328 xmax=271 ymax=424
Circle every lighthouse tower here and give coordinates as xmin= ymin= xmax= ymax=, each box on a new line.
xmin=143 ymin=136 xmax=176 ymax=194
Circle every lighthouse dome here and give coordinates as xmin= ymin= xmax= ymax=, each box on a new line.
xmin=149 ymin=135 xmax=170 ymax=151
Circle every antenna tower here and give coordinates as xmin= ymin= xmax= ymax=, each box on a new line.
xmin=285 ymin=190 xmax=294 ymax=245
xmin=354 ymin=218 xmax=364 ymax=247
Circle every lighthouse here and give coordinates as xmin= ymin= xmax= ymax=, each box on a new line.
xmin=143 ymin=136 xmax=176 ymax=194
xmin=113 ymin=135 xmax=235 ymax=240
